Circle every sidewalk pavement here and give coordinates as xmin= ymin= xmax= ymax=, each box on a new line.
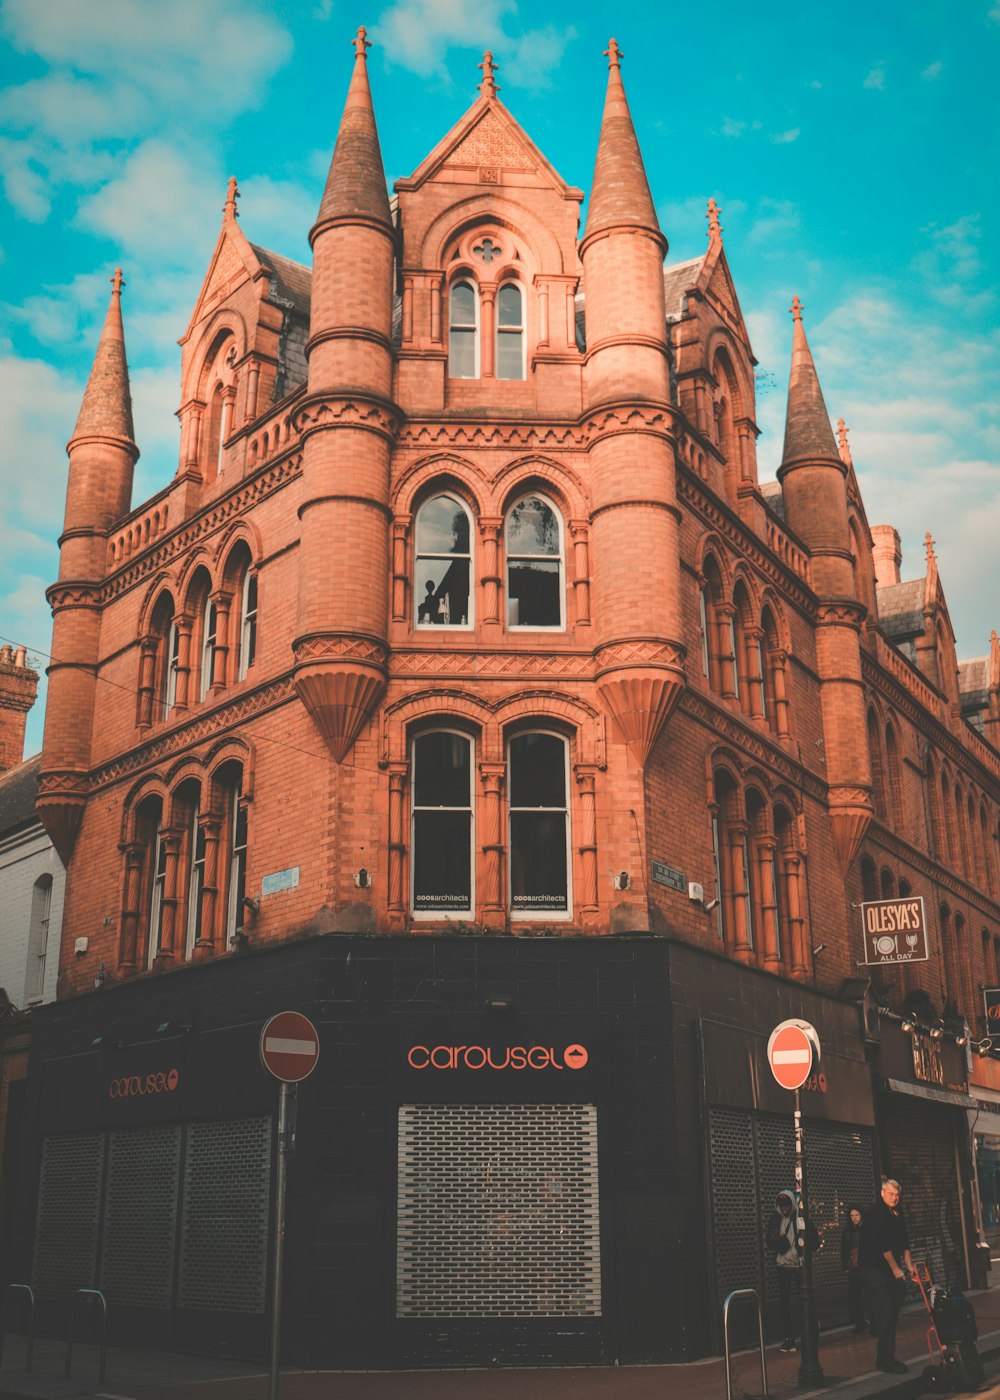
xmin=2 ymin=1287 xmax=1000 ymax=1400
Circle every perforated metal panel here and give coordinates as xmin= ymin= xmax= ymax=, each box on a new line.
xmin=882 ymin=1098 xmax=960 ymax=1290
xmin=33 ymin=1133 xmax=105 ymax=1298
xmin=709 ymin=1108 xmax=875 ymax=1311
xmin=101 ymin=1125 xmax=182 ymax=1309
xmin=396 ymin=1103 xmax=601 ymax=1318
xmin=178 ymin=1117 xmax=272 ymax=1313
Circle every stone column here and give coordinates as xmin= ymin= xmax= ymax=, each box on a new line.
xmin=387 ymin=764 xmax=409 ymax=918
xmin=479 ymin=518 xmax=502 ymax=628
xmin=745 ymin=628 xmax=766 ymax=720
xmin=783 ymin=852 xmax=807 ymax=980
xmin=569 ymin=522 xmax=591 ymax=627
xmin=402 ymin=275 xmax=414 ymax=344
xmin=174 ymin=615 xmax=193 ymax=712
xmin=430 ymin=278 xmax=442 ymax=344
xmin=575 ymin=765 xmax=599 ymax=912
xmin=137 ymin=636 xmax=157 ymax=729
xmin=153 ymin=829 xmax=183 ymax=966
xmin=210 ymin=592 xmax=231 ymax=691
xmin=479 ymin=762 xmax=506 ymax=928
xmin=771 ymin=649 xmax=791 ymax=738
xmin=757 ymin=836 xmax=781 ymax=970
xmin=717 ymin=603 xmax=738 ymax=700
xmin=392 ymin=517 xmax=411 ymax=623
xmin=480 ymin=284 xmax=496 ymax=379
xmin=245 ymin=359 xmax=260 ymax=424
xmin=195 ymin=813 xmax=223 ymax=956
xmin=118 ymin=841 xmax=145 ymax=972
xmin=726 ymin=824 xmax=753 ymax=964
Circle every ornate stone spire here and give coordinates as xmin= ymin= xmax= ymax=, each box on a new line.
xmin=582 ymin=37 xmax=661 ymax=247
xmin=314 ymin=26 xmax=391 ymax=233
xmin=781 ymin=296 xmax=839 ymax=465
xmin=706 ymin=197 xmax=723 ymax=244
xmin=836 ymin=417 xmax=852 ymax=467
xmin=478 ymin=50 xmax=500 ymax=97
xmin=72 ymin=268 xmax=135 ymax=444
xmin=223 ymin=176 xmax=240 ymax=221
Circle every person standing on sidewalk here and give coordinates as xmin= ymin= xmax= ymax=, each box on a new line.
xmin=858 ymin=1178 xmax=917 ymax=1374
xmin=840 ymin=1204 xmax=867 ymax=1333
xmin=766 ymin=1189 xmax=817 ymax=1353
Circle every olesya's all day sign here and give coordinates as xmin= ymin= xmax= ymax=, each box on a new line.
xmin=860 ymin=896 xmax=929 ymax=965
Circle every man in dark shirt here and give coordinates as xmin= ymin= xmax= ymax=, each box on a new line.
xmin=858 ymin=1178 xmax=917 ymax=1373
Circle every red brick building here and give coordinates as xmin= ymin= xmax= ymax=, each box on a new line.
xmin=16 ymin=33 xmax=1000 ymax=1367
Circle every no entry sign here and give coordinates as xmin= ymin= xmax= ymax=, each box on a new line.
xmin=260 ymin=1011 xmax=320 ymax=1083
xmin=767 ymin=1019 xmax=820 ymax=1092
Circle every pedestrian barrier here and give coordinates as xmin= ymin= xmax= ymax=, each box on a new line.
xmin=722 ymin=1287 xmax=769 ymax=1400
xmin=0 ymin=1283 xmax=35 ymax=1371
xmin=65 ymin=1288 xmax=107 ymax=1383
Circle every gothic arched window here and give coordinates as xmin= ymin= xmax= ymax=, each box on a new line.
xmin=25 ymin=874 xmax=53 ymax=1003
xmin=496 ymin=281 xmax=525 ymax=380
xmin=508 ymin=731 xmax=570 ymax=917
xmin=448 ymin=280 xmax=479 ymax=379
xmin=411 ymin=730 xmax=474 ymax=917
xmin=414 ymin=495 xmax=472 ymax=628
xmin=505 ymin=493 xmax=564 ymax=629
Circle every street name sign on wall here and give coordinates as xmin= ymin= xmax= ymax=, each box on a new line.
xmin=859 ymin=896 xmax=929 ymax=965
xmin=260 ymin=1011 xmax=320 ymax=1083
xmin=650 ymin=861 xmax=685 ymax=893
xmin=766 ymin=1019 xmax=821 ymax=1092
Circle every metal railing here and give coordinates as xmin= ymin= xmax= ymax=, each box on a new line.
xmin=65 ymin=1288 xmax=107 ymax=1382
xmin=722 ymin=1287 xmax=769 ymax=1400
xmin=0 ymin=1283 xmax=35 ymax=1371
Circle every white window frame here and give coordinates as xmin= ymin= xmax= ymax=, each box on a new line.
xmin=508 ymin=730 xmax=572 ymax=922
xmin=199 ymin=598 xmax=217 ymax=702
xmin=699 ymin=589 xmax=710 ymax=678
xmin=496 ymin=280 xmax=526 ymax=381
xmin=414 ymin=494 xmax=474 ymax=630
xmin=163 ymin=622 xmax=179 ymax=717
xmin=448 ymin=279 xmax=480 ymax=380
xmin=185 ymin=809 xmax=205 ymax=959
xmin=410 ymin=729 xmax=475 ymax=920
xmin=25 ymin=875 xmax=52 ymax=1004
xmin=148 ymin=828 xmax=167 ymax=969
xmin=226 ymin=784 xmax=248 ymax=946
xmin=238 ymin=571 xmax=257 ymax=680
xmin=505 ymin=493 xmax=565 ymax=632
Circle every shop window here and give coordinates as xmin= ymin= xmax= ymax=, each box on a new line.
xmin=25 ymin=874 xmax=52 ymax=1004
xmin=496 ymin=282 xmax=525 ymax=380
xmin=414 ymin=495 xmax=472 ymax=628
xmin=411 ymin=731 xmax=474 ymax=916
xmin=505 ymin=494 xmax=564 ymax=629
xmin=448 ymin=281 xmax=479 ymax=379
xmin=238 ymin=572 xmax=257 ymax=680
xmin=508 ymin=732 xmax=569 ymax=917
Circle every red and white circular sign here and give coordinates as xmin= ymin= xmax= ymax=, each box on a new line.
xmin=260 ymin=1011 xmax=320 ymax=1083
xmin=766 ymin=1019 xmax=819 ymax=1091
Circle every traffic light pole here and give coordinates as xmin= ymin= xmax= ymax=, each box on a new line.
xmin=794 ymin=1087 xmax=824 ymax=1386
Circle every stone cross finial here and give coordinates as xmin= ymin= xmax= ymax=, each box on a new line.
xmin=223 ymin=176 xmax=239 ymax=220
xmin=352 ymin=25 xmax=370 ymax=59
xmin=924 ymin=531 xmax=937 ymax=564
xmin=478 ymin=50 xmax=500 ymax=96
xmin=110 ymin=268 xmax=125 ymax=296
xmin=836 ymin=417 xmax=852 ymax=466
xmin=706 ymin=198 xmax=723 ymax=242
xmin=604 ymin=37 xmax=623 ymax=69
xmin=790 ymin=295 xmax=804 ymax=322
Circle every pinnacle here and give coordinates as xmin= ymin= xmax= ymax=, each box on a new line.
xmin=706 ymin=198 xmax=723 ymax=244
xmin=478 ymin=50 xmax=500 ymax=98
xmin=72 ymin=268 xmax=135 ymax=443
xmin=781 ymin=296 xmax=839 ymax=466
xmin=314 ymin=26 xmax=391 ymax=234
xmin=582 ymin=36 xmax=661 ymax=246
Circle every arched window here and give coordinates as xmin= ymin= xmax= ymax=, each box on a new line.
xmin=508 ymin=732 xmax=570 ymax=917
xmin=448 ymin=281 xmax=479 ymax=379
xmin=25 ymin=874 xmax=53 ymax=1003
xmin=148 ymin=819 xmax=167 ymax=969
xmin=701 ymin=555 xmax=724 ymax=693
xmin=885 ymin=723 xmax=902 ymax=829
xmin=164 ymin=621 xmax=180 ymax=718
xmin=496 ymin=282 xmax=525 ymax=380
xmin=411 ymin=730 xmax=474 ymax=917
xmin=238 ymin=570 xmax=258 ymax=680
xmin=761 ymin=605 xmax=787 ymax=736
xmin=939 ymin=905 xmax=956 ymax=1011
xmin=698 ymin=587 xmax=711 ymax=678
xmin=220 ymin=764 xmax=249 ymax=948
xmin=861 ymin=856 xmax=878 ymax=903
xmin=199 ymin=596 xmax=217 ymax=702
xmin=186 ymin=803 xmax=207 ymax=957
xmin=414 ymin=495 xmax=472 ymax=628
xmin=506 ymin=494 xmax=563 ymax=629
xmin=880 ymin=867 xmax=896 ymax=900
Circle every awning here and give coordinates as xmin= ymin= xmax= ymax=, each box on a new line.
xmin=883 ymin=1077 xmax=971 ymax=1109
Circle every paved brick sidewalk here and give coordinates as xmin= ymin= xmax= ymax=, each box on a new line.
xmin=1 ymin=1289 xmax=999 ymax=1400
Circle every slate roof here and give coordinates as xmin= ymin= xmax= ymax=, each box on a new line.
xmin=877 ymin=580 xmax=925 ymax=639
xmin=662 ymin=258 xmax=703 ymax=320
xmin=250 ymin=245 xmax=312 ymax=318
xmin=959 ymin=656 xmax=989 ymax=706
xmin=0 ymin=754 xmax=41 ymax=839
xmin=760 ymin=480 xmax=785 ymax=520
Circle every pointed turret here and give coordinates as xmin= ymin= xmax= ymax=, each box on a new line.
xmin=781 ymin=297 xmax=839 ymax=465
xmin=579 ymin=41 xmax=685 ymax=773
xmin=294 ymin=28 xmax=397 ymax=761
xmin=776 ymin=298 xmax=872 ymax=880
xmin=313 ymin=26 xmax=392 ymax=236
xmin=40 ymin=269 xmax=139 ymax=863
xmin=581 ymin=38 xmax=661 ymax=247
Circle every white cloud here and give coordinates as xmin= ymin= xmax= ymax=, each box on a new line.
xmin=0 ymin=136 xmax=50 ymax=220
xmin=373 ymin=0 xmax=574 ymax=89
xmin=236 ymin=175 xmax=317 ymax=263
xmin=771 ymin=128 xmax=800 ymax=144
xmin=922 ymin=61 xmax=943 ymax=81
xmin=720 ymin=116 xmax=746 ymax=138
xmin=864 ymin=62 xmax=886 ymax=90
xmin=744 ymin=197 xmax=800 ymax=247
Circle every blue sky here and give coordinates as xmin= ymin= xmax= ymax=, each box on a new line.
xmin=1 ymin=0 xmax=998 ymax=756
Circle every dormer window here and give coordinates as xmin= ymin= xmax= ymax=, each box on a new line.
xmin=496 ymin=282 xmax=525 ymax=379
xmin=449 ymin=281 xmax=479 ymax=379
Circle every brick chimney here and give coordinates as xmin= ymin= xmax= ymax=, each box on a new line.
xmin=0 ymin=644 xmax=39 ymax=771
xmin=871 ymin=525 xmax=902 ymax=589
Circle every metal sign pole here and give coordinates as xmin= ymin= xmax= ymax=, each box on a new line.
xmin=269 ymin=1080 xmax=290 ymax=1400
xmin=794 ymin=1087 xmax=823 ymax=1386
